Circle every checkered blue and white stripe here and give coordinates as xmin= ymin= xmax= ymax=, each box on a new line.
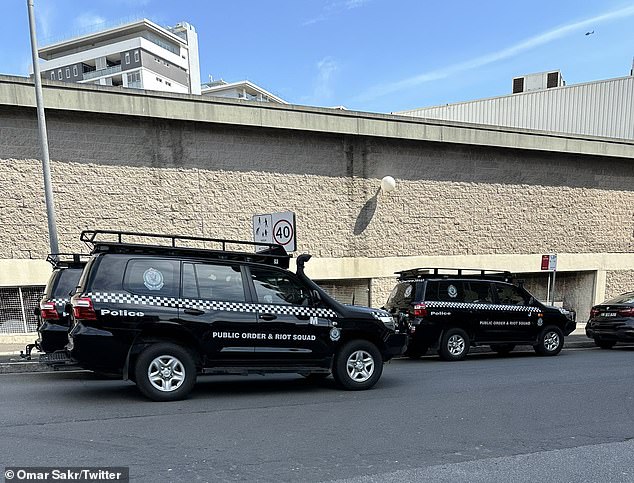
xmin=425 ymin=301 xmax=540 ymax=312
xmin=86 ymin=292 xmax=338 ymax=318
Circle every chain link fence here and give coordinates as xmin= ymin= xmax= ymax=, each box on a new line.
xmin=0 ymin=286 xmax=45 ymax=334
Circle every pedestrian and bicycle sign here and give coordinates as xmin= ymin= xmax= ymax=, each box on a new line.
xmin=253 ymin=211 xmax=296 ymax=253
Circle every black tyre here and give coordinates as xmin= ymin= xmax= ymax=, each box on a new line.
xmin=534 ymin=326 xmax=564 ymax=356
xmin=332 ymin=340 xmax=383 ymax=390
xmin=134 ymin=343 xmax=197 ymax=401
xmin=490 ymin=344 xmax=516 ymax=356
xmin=439 ymin=328 xmax=470 ymax=361
xmin=594 ymin=338 xmax=616 ymax=350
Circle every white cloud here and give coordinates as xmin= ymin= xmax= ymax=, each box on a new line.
xmin=74 ymin=13 xmax=107 ymax=31
xmin=355 ymin=4 xmax=634 ymax=102
xmin=315 ymin=56 xmax=338 ymax=100
xmin=303 ymin=0 xmax=370 ymax=26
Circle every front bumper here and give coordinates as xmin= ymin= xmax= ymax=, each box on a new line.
xmin=563 ymin=319 xmax=577 ymax=336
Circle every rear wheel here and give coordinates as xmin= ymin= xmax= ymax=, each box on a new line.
xmin=534 ymin=327 xmax=564 ymax=356
xmin=134 ymin=342 xmax=197 ymax=401
xmin=594 ymin=338 xmax=616 ymax=349
xmin=490 ymin=343 xmax=515 ymax=356
xmin=439 ymin=328 xmax=470 ymax=361
xmin=332 ymin=340 xmax=383 ymax=390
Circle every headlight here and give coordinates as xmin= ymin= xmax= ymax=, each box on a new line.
xmin=378 ymin=315 xmax=396 ymax=330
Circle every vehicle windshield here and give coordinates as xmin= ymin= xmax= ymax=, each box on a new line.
xmin=603 ymin=292 xmax=634 ymax=305
xmin=385 ymin=282 xmax=417 ymax=309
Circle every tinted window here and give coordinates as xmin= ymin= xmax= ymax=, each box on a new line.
xmin=50 ymin=269 xmax=83 ymax=298
xmin=603 ymin=292 xmax=634 ymax=305
xmin=438 ymin=281 xmax=465 ymax=302
xmin=494 ymin=284 xmax=529 ymax=306
xmin=385 ymin=282 xmax=417 ymax=308
xmin=123 ymin=259 xmax=180 ymax=298
xmin=182 ymin=263 xmax=245 ymax=302
xmin=464 ymin=282 xmax=494 ymax=303
xmin=250 ymin=267 xmax=311 ymax=306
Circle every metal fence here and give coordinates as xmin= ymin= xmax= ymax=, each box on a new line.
xmin=0 ymin=286 xmax=45 ymax=334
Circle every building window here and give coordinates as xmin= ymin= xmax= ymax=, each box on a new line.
xmin=125 ymin=52 xmax=130 ymax=65
xmin=134 ymin=50 xmax=139 ymax=62
xmin=50 ymin=72 xmax=55 ymax=80
xmin=73 ymin=65 xmax=78 ymax=77
xmin=58 ymin=69 xmax=62 ymax=79
xmin=65 ymin=67 xmax=70 ymax=78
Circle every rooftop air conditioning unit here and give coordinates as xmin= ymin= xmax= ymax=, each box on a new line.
xmin=512 ymin=70 xmax=564 ymax=94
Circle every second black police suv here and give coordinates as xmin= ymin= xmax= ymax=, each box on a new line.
xmin=65 ymin=230 xmax=407 ymax=401
xmin=384 ymin=268 xmax=576 ymax=361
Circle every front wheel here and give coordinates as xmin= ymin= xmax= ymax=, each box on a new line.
xmin=534 ymin=327 xmax=564 ymax=356
xmin=332 ymin=340 xmax=383 ymax=390
xmin=594 ymin=338 xmax=616 ymax=350
xmin=439 ymin=328 xmax=470 ymax=361
xmin=134 ymin=343 xmax=197 ymax=401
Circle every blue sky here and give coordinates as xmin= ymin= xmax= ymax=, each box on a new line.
xmin=2 ymin=0 xmax=633 ymax=113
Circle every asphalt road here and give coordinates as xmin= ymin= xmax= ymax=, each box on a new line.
xmin=1 ymin=346 xmax=633 ymax=482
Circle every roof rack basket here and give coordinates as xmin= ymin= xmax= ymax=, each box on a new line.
xmin=46 ymin=253 xmax=90 ymax=269
xmin=80 ymin=230 xmax=291 ymax=268
xmin=396 ymin=267 xmax=513 ymax=283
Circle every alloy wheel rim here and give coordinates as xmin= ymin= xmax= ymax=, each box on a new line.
xmin=148 ymin=355 xmax=185 ymax=392
xmin=448 ymin=334 xmax=465 ymax=356
xmin=346 ymin=350 xmax=375 ymax=382
xmin=544 ymin=331 xmax=560 ymax=352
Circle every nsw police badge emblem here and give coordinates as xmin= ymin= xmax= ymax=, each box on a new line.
xmin=329 ymin=328 xmax=341 ymax=342
xmin=143 ymin=268 xmax=164 ymax=291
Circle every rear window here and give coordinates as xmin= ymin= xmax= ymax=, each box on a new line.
xmin=603 ymin=292 xmax=634 ymax=305
xmin=386 ymin=282 xmax=418 ymax=308
xmin=50 ymin=269 xmax=83 ymax=298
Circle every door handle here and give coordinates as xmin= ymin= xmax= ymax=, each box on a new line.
xmin=184 ymin=308 xmax=205 ymax=316
xmin=259 ymin=313 xmax=277 ymax=321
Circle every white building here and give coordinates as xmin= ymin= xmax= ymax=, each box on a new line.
xmin=397 ymin=66 xmax=634 ymax=140
xmin=201 ymin=78 xmax=287 ymax=104
xmin=37 ymin=19 xmax=201 ymax=95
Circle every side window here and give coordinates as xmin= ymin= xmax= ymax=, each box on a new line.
xmin=182 ymin=263 xmax=245 ymax=302
xmin=464 ymin=282 xmax=494 ymax=303
xmin=437 ymin=281 xmax=465 ymax=303
xmin=123 ymin=259 xmax=180 ymax=298
xmin=424 ymin=281 xmax=438 ymax=301
xmin=494 ymin=284 xmax=529 ymax=306
xmin=250 ymin=267 xmax=311 ymax=306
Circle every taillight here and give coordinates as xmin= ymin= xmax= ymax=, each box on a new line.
xmin=590 ymin=307 xmax=599 ymax=318
xmin=414 ymin=304 xmax=427 ymax=317
xmin=618 ymin=307 xmax=634 ymax=317
xmin=40 ymin=301 xmax=59 ymax=320
xmin=73 ymin=297 xmax=97 ymax=320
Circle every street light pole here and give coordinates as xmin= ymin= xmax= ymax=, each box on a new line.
xmin=26 ymin=0 xmax=59 ymax=254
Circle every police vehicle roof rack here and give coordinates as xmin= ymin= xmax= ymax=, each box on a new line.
xmin=46 ymin=253 xmax=90 ymax=269
xmin=80 ymin=230 xmax=291 ymax=268
xmin=396 ymin=268 xmax=513 ymax=282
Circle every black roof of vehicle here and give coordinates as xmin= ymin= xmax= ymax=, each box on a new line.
xmin=80 ymin=230 xmax=291 ymax=269
xmin=396 ymin=267 xmax=513 ymax=283
xmin=46 ymin=253 xmax=90 ymax=269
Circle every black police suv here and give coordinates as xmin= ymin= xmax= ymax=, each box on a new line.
xmin=64 ymin=230 xmax=407 ymax=401
xmin=383 ymin=268 xmax=576 ymax=361
xmin=586 ymin=291 xmax=634 ymax=348
xmin=23 ymin=253 xmax=87 ymax=358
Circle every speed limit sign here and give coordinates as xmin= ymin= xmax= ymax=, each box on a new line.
xmin=252 ymin=211 xmax=296 ymax=253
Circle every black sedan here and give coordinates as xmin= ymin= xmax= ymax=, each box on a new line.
xmin=586 ymin=291 xmax=634 ymax=348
